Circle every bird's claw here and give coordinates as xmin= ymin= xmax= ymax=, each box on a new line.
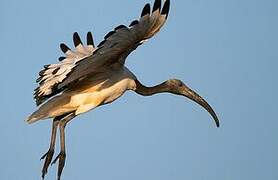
xmin=40 ymin=149 xmax=54 ymax=179
xmin=51 ymin=151 xmax=66 ymax=180
xmin=51 ymin=152 xmax=65 ymax=165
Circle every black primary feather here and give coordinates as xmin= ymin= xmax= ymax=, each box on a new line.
xmin=152 ymin=0 xmax=161 ymax=12
xmin=58 ymin=57 xmax=66 ymax=61
xmin=34 ymin=87 xmax=39 ymax=92
xmin=104 ymin=31 xmax=115 ymax=39
xmin=87 ymin=32 xmax=95 ymax=46
xmin=36 ymin=76 xmax=42 ymax=83
xmin=73 ymin=32 xmax=83 ymax=47
xmin=39 ymin=69 xmax=46 ymax=76
xmin=129 ymin=20 xmax=139 ymax=27
xmin=141 ymin=3 xmax=151 ymax=17
xmin=114 ymin=25 xmax=127 ymax=31
xmin=98 ymin=40 xmax=106 ymax=47
xmin=60 ymin=43 xmax=70 ymax=53
xmin=161 ymin=0 xmax=170 ymax=19
xmin=39 ymin=79 xmax=46 ymax=85
xmin=52 ymin=67 xmax=60 ymax=75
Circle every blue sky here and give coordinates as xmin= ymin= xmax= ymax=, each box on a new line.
xmin=1 ymin=0 xmax=277 ymax=179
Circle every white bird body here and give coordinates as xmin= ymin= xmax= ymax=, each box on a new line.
xmin=26 ymin=1 xmax=219 ymax=179
xmin=28 ymin=65 xmax=136 ymax=123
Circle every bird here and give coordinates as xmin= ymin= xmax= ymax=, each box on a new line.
xmin=26 ymin=0 xmax=219 ymax=179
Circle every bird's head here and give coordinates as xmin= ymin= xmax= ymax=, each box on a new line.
xmin=165 ymin=79 xmax=186 ymax=94
xmin=165 ymin=79 xmax=220 ymax=127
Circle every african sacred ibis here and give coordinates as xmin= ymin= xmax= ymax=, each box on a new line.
xmin=27 ymin=0 xmax=219 ymax=179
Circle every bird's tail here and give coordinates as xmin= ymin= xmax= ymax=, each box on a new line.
xmin=26 ymin=94 xmax=73 ymax=124
xmin=25 ymin=98 xmax=56 ymax=124
xmin=25 ymin=110 xmax=48 ymax=124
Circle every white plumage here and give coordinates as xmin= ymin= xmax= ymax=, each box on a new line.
xmin=28 ymin=65 xmax=136 ymax=123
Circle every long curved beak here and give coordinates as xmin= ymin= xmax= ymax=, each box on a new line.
xmin=180 ymin=85 xmax=220 ymax=127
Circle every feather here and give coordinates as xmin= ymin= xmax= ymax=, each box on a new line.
xmin=60 ymin=43 xmax=70 ymax=54
xmin=129 ymin=20 xmax=139 ymax=27
xmin=104 ymin=31 xmax=116 ymax=39
xmin=115 ymin=25 xmax=127 ymax=31
xmin=58 ymin=57 xmax=66 ymax=61
xmin=73 ymin=32 xmax=83 ymax=47
xmin=152 ymin=0 xmax=161 ymax=12
xmin=141 ymin=3 xmax=151 ymax=17
xmin=87 ymin=32 xmax=94 ymax=46
xmin=161 ymin=0 xmax=170 ymax=18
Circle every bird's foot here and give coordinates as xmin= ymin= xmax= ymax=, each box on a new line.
xmin=40 ymin=149 xmax=54 ymax=179
xmin=51 ymin=151 xmax=66 ymax=180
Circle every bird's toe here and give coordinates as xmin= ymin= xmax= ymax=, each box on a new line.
xmin=51 ymin=151 xmax=66 ymax=180
xmin=41 ymin=149 xmax=54 ymax=179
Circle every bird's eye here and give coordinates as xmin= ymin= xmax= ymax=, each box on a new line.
xmin=176 ymin=81 xmax=183 ymax=87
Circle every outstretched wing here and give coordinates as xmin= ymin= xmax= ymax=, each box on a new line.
xmin=34 ymin=0 xmax=170 ymax=106
xmin=34 ymin=32 xmax=96 ymax=105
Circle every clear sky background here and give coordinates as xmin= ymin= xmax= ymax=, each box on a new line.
xmin=1 ymin=0 xmax=277 ymax=179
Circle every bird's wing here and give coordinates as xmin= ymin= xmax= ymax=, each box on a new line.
xmin=34 ymin=32 xmax=96 ymax=105
xmin=34 ymin=0 xmax=170 ymax=106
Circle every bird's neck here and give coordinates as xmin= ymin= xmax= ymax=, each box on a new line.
xmin=134 ymin=79 xmax=170 ymax=96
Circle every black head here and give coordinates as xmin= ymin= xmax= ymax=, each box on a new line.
xmin=165 ymin=79 xmax=220 ymax=127
xmin=165 ymin=79 xmax=188 ymax=95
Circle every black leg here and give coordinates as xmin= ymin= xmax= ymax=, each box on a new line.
xmin=51 ymin=113 xmax=75 ymax=180
xmin=41 ymin=118 xmax=59 ymax=179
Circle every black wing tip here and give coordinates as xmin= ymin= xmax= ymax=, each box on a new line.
xmin=73 ymin=32 xmax=82 ymax=47
xmin=36 ymin=77 xmax=42 ymax=83
xmin=104 ymin=31 xmax=115 ymax=39
xmin=115 ymin=25 xmax=127 ymax=31
xmin=36 ymin=101 xmax=40 ymax=106
xmin=98 ymin=40 xmax=106 ymax=47
xmin=161 ymin=0 xmax=170 ymax=18
xmin=87 ymin=32 xmax=95 ymax=46
xmin=44 ymin=64 xmax=50 ymax=69
xmin=35 ymin=96 xmax=46 ymax=106
xmin=52 ymin=67 xmax=60 ymax=75
xmin=60 ymin=43 xmax=70 ymax=53
xmin=34 ymin=87 xmax=39 ymax=92
xmin=39 ymin=69 xmax=46 ymax=76
xmin=152 ymin=0 xmax=162 ymax=12
xmin=58 ymin=56 xmax=66 ymax=61
xmin=141 ymin=3 xmax=151 ymax=17
xmin=129 ymin=20 xmax=139 ymax=27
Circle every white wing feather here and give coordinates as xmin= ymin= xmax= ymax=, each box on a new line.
xmin=34 ymin=32 xmax=96 ymax=105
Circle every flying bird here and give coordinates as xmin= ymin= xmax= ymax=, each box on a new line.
xmin=27 ymin=0 xmax=219 ymax=179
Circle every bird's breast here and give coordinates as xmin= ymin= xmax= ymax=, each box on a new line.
xmin=101 ymin=78 xmax=136 ymax=104
xmin=62 ymin=66 xmax=136 ymax=115
xmin=67 ymin=78 xmax=135 ymax=114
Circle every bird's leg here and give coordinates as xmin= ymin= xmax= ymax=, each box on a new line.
xmin=51 ymin=113 xmax=75 ymax=180
xmin=41 ymin=118 xmax=59 ymax=179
